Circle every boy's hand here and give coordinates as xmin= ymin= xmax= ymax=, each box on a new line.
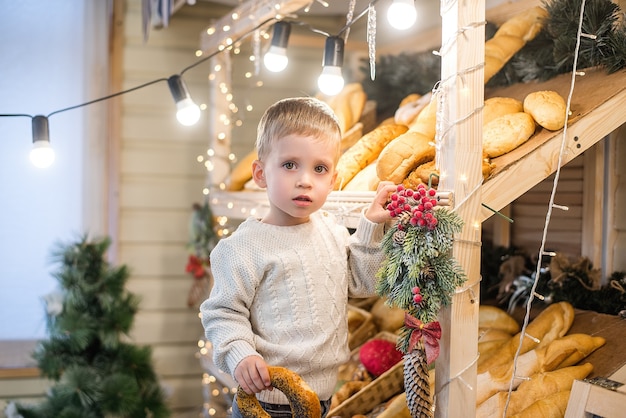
xmin=365 ymin=181 xmax=396 ymax=224
xmin=234 ymin=356 xmax=273 ymax=395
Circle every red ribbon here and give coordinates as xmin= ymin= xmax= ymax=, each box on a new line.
xmin=186 ymin=255 xmax=207 ymax=279
xmin=405 ymin=313 xmax=441 ymax=364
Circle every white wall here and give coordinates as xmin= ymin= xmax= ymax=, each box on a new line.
xmin=0 ymin=1 xmax=109 ymax=340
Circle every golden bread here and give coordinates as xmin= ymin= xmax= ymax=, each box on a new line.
xmin=335 ymin=123 xmax=408 ymax=190
xmin=376 ymin=131 xmax=436 ymax=183
xmin=483 ymin=97 xmax=524 ymax=126
xmin=225 ymin=149 xmax=257 ymax=191
xmin=483 ymin=112 xmax=536 ymax=158
xmin=523 ymin=90 xmax=567 ymax=131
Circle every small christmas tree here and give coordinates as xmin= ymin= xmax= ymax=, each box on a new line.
xmin=13 ymin=236 xmax=170 ymax=418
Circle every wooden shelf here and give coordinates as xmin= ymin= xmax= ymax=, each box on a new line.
xmin=480 ymin=67 xmax=626 ymax=222
xmin=211 ymin=68 xmax=626 ymax=228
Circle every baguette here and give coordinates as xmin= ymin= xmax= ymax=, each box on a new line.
xmin=476 ymin=363 xmax=593 ymax=417
xmin=342 ymin=161 xmax=380 ymax=191
xmin=376 ymin=131 xmax=436 ymax=184
xmin=484 ymin=6 xmax=548 ymax=84
xmin=225 ymin=149 xmax=258 ymax=191
xmin=477 ymin=302 xmax=574 ymax=374
xmin=377 ymin=392 xmax=411 ymax=418
xmin=320 ymin=82 xmax=367 ymax=134
xmin=395 ymin=93 xmax=431 ymax=127
xmin=408 ymin=94 xmax=437 ymax=139
xmin=335 ymin=123 xmax=408 ymax=190
xmin=508 ymin=390 xmax=571 ymax=418
xmin=479 ymin=305 xmax=520 ymax=335
xmin=476 ymin=333 xmax=603 ymax=405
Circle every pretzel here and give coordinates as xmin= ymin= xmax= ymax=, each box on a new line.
xmin=236 ymin=366 xmax=321 ymax=418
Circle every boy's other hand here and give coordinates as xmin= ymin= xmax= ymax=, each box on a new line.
xmin=234 ymin=355 xmax=273 ymax=394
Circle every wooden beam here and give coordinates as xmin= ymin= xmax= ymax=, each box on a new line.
xmin=199 ymin=0 xmax=311 ymax=53
xmin=435 ymin=1 xmax=484 ymax=416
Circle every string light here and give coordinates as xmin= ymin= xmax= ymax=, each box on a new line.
xmin=30 ymin=115 xmax=55 ymax=168
xmin=317 ymin=36 xmax=345 ymax=96
xmin=167 ymin=75 xmax=201 ymax=126
xmin=3 ymin=0 xmax=415 ymax=168
xmin=387 ymin=0 xmax=417 ymax=30
xmin=263 ymin=21 xmax=291 ymax=72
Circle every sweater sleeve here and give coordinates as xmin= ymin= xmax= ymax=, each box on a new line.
xmin=345 ymin=212 xmax=387 ymax=297
xmin=200 ymin=236 xmax=263 ymax=376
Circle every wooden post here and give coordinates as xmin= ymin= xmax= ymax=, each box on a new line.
xmin=435 ymin=1 xmax=485 ymax=416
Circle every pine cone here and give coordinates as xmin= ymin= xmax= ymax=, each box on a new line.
xmin=392 ymin=229 xmax=407 ymax=246
xmin=403 ymin=347 xmax=433 ymax=418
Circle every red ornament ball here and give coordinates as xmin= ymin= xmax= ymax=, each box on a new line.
xmin=358 ymin=339 xmax=404 ymax=377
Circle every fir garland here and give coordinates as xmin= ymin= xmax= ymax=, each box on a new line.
xmin=376 ymin=184 xmax=466 ymax=357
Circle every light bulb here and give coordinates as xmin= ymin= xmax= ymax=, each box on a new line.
xmin=317 ymin=66 xmax=344 ymax=96
xmin=168 ymin=75 xmax=201 ymax=126
xmin=263 ymin=45 xmax=289 ymax=72
xmin=263 ymin=21 xmax=291 ymax=72
xmin=388 ymin=0 xmax=417 ymax=30
xmin=176 ymin=97 xmax=201 ymax=126
xmin=30 ymin=140 xmax=55 ymax=168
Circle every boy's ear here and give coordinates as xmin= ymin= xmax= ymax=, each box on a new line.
xmin=329 ymin=170 xmax=338 ymax=193
xmin=251 ymin=159 xmax=267 ymax=188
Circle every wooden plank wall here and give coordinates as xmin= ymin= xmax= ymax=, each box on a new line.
xmin=116 ymin=2 xmax=228 ymax=416
xmin=510 ymin=155 xmax=584 ymax=258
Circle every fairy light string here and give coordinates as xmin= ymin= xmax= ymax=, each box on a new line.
xmin=502 ymin=0 xmax=589 ymax=415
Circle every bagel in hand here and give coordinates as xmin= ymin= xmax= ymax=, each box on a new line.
xmin=236 ymin=366 xmax=321 ymax=418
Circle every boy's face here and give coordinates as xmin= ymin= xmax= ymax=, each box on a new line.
xmin=252 ymin=133 xmax=338 ymax=226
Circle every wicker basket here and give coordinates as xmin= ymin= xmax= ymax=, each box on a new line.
xmin=329 ymin=332 xmax=405 ymax=418
xmin=347 ymin=304 xmax=378 ymax=350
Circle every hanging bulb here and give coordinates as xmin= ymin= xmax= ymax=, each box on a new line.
xmin=263 ymin=21 xmax=291 ymax=72
xmin=317 ymin=36 xmax=345 ymax=96
xmin=30 ymin=115 xmax=55 ymax=168
xmin=168 ymin=75 xmax=201 ymax=126
xmin=387 ymin=0 xmax=417 ymax=30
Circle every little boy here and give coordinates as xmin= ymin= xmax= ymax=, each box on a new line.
xmin=200 ymin=96 xmax=395 ymax=417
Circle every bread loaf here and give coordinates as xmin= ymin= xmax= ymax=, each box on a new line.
xmin=402 ymin=156 xmax=496 ymax=190
xmin=477 ymin=333 xmax=602 ymax=404
xmin=342 ymin=161 xmax=380 ymax=191
xmin=476 ymin=363 xmax=593 ymax=417
xmin=377 ymin=392 xmax=411 ymax=418
xmin=395 ymin=93 xmax=431 ymax=127
xmin=335 ymin=123 xmax=408 ymax=190
xmin=484 ymin=6 xmax=548 ymax=83
xmin=376 ymin=131 xmax=436 ymax=183
xmin=321 ymin=83 xmax=367 ymax=134
xmin=483 ymin=112 xmax=536 ymax=158
xmin=508 ymin=390 xmax=570 ymax=418
xmin=477 ymin=301 xmax=574 ymax=374
xmin=523 ymin=90 xmax=567 ymax=131
xmin=479 ymin=305 xmax=520 ymax=335
xmin=483 ymin=97 xmax=524 ymax=126
xmin=408 ymin=94 xmax=437 ymax=138
xmin=225 ymin=149 xmax=258 ymax=191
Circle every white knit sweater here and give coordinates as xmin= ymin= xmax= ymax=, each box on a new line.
xmin=200 ymin=210 xmax=386 ymax=405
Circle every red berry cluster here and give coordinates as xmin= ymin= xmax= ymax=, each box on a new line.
xmin=412 ymin=286 xmax=423 ymax=305
xmin=386 ymin=184 xmax=439 ymax=230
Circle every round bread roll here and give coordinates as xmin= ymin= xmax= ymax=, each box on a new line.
xmin=483 ymin=112 xmax=536 ymax=158
xmin=376 ymin=131 xmax=436 ymax=183
xmin=523 ymin=90 xmax=567 ymax=131
xmin=483 ymin=97 xmax=524 ymax=126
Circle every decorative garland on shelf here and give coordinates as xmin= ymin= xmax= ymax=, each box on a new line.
xmin=376 ymin=184 xmax=466 ymax=417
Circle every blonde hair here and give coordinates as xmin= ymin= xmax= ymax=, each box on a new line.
xmin=256 ymin=97 xmax=341 ymax=161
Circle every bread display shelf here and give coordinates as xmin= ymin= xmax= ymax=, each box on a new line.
xmin=211 ymin=68 xmax=626 ymax=228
